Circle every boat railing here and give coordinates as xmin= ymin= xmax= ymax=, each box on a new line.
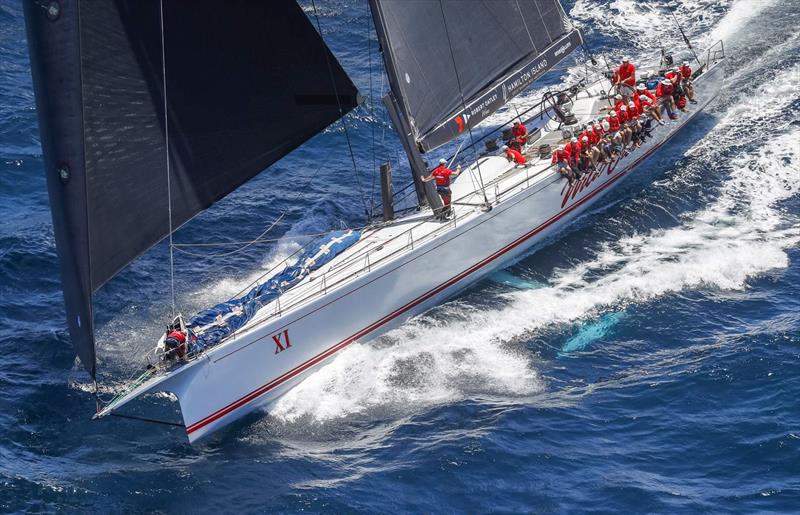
xmin=223 ymin=158 xmax=559 ymax=343
xmin=706 ymin=40 xmax=725 ymax=68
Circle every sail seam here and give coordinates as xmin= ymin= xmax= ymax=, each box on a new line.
xmin=514 ymin=0 xmax=538 ymax=53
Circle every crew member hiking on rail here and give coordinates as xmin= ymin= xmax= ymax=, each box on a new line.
xmin=657 ymin=79 xmax=678 ymax=120
xmin=422 ymin=158 xmax=461 ymax=220
xmin=679 ymin=61 xmax=697 ymax=103
xmin=552 ymin=144 xmax=574 ymax=184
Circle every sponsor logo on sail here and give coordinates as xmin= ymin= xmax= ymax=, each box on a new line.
xmin=554 ymin=41 xmax=572 ymax=57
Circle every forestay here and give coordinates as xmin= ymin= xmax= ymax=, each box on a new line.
xmin=370 ymin=0 xmax=583 ymax=152
xmin=23 ymin=0 xmax=360 ymax=378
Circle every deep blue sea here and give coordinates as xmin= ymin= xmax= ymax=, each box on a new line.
xmin=2 ymin=0 xmax=800 ymax=512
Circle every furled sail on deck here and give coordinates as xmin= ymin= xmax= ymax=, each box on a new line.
xmin=24 ymin=0 xmax=360 ymax=378
xmin=370 ymin=0 xmax=583 ymax=152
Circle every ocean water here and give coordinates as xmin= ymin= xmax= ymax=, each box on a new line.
xmin=2 ymin=0 xmax=799 ymax=512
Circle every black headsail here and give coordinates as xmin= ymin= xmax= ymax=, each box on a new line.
xmin=24 ymin=0 xmax=360 ymax=378
xmin=370 ymin=0 xmax=583 ymax=153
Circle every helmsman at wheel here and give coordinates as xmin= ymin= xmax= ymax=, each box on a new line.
xmin=422 ymin=158 xmax=462 ymax=218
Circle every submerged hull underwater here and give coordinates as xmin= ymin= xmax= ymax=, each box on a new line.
xmin=101 ymin=61 xmax=725 ymax=443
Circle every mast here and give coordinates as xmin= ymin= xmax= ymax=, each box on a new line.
xmin=383 ymin=94 xmax=443 ymax=212
xmin=370 ymin=0 xmax=441 ymax=211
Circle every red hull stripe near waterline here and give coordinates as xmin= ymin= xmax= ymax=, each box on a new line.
xmin=186 ymin=108 xmax=707 ymax=436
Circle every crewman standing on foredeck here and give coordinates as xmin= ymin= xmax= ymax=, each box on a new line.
xmin=422 ymin=158 xmax=461 ymax=220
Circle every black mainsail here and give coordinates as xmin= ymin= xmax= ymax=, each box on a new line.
xmin=24 ymin=0 xmax=360 ymax=378
xmin=370 ymin=0 xmax=583 ymax=152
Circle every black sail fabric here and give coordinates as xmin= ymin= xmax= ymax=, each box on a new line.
xmin=370 ymin=0 xmax=581 ymax=152
xmin=24 ymin=0 xmax=359 ymax=378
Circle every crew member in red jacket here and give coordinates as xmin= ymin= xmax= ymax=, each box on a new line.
xmin=502 ymin=144 xmax=527 ymax=165
xmin=679 ymin=61 xmax=697 ymax=103
xmin=613 ymin=56 xmax=637 ymax=99
xmin=637 ymin=85 xmax=664 ymax=124
xmin=511 ymin=121 xmax=529 ymax=147
xmin=606 ymin=110 xmax=621 ymax=134
xmin=552 ymin=144 xmax=574 ymax=183
xmin=164 ymin=329 xmax=188 ymax=360
xmin=656 ymin=79 xmax=678 ymax=119
xmin=666 ymin=67 xmax=689 ymax=113
xmin=422 ymin=158 xmax=462 ymax=219
xmin=564 ymin=137 xmax=580 ymax=168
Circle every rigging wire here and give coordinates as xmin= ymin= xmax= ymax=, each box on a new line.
xmin=309 ymin=0 xmax=371 ymax=221
xmin=437 ymin=1 xmax=490 ymax=207
xmin=171 ymin=213 xmax=286 ymax=259
xmin=158 ymin=0 xmax=176 ymax=317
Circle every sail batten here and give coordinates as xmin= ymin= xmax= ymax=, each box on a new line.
xmin=25 ymin=0 xmax=360 ymax=377
xmin=370 ymin=0 xmax=581 ymax=152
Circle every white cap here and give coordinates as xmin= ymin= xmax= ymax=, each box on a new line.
xmin=571 ymin=137 xmax=578 ymax=142
xmin=439 ymin=158 xmax=447 ymax=164
xmin=582 ymin=136 xmax=589 ymax=142
xmin=610 ymin=111 xmax=617 ymax=116
xmin=662 ymin=79 xmax=671 ymax=85
xmin=594 ymin=123 xmax=602 ymax=129
xmin=637 ymin=84 xmax=646 ymax=90
xmin=587 ymin=125 xmax=594 ymax=131
xmin=639 ymin=94 xmax=648 ymax=101
xmin=628 ymin=101 xmax=636 ymax=107
xmin=602 ymin=120 xmax=610 ymax=130
xmin=682 ymin=61 xmax=689 ymax=66
xmin=558 ymin=144 xmax=564 ymax=151
xmin=620 ymin=106 xmax=627 ymax=111
xmin=501 ymin=145 xmax=509 ymax=151
xmin=622 ymin=56 xmax=630 ymax=62
xmin=615 ymin=94 xmax=623 ymax=100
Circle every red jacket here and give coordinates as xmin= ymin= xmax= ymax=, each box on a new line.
xmin=589 ymin=130 xmax=601 ymax=145
xmin=512 ymin=124 xmax=528 ymax=140
xmin=505 ymin=148 xmax=526 ymax=164
xmin=615 ymin=63 xmax=636 ymax=86
xmin=167 ymin=330 xmax=186 ymax=343
xmin=666 ymin=70 xmax=683 ymax=85
xmin=679 ymin=64 xmax=692 ymax=79
xmin=607 ymin=115 xmax=620 ymax=131
xmin=642 ymin=89 xmax=657 ymax=102
xmin=593 ymin=125 xmax=605 ymax=139
xmin=657 ymin=82 xmax=674 ymax=97
xmin=431 ymin=165 xmax=455 ymax=186
xmin=551 ymin=149 xmax=570 ymax=164
xmin=563 ymin=142 xmax=579 ymax=163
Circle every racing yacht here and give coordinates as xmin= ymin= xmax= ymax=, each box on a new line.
xmin=24 ymin=0 xmax=725 ymax=442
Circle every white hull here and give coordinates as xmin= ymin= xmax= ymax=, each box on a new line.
xmin=102 ymin=61 xmax=725 ymax=442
